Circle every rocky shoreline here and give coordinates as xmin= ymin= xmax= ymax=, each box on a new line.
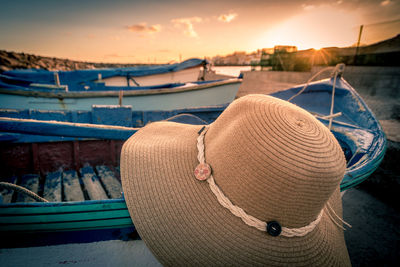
xmin=0 ymin=50 xmax=146 ymax=72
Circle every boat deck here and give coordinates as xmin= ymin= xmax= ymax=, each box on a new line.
xmin=1 ymin=165 xmax=122 ymax=204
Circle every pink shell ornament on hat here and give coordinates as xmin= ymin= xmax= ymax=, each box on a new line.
xmin=194 ymin=163 xmax=212 ymax=181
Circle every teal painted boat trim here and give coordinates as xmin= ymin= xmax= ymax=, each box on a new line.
xmin=1 ymin=218 xmax=134 ymax=232
xmin=0 ymin=199 xmax=133 ymax=232
xmin=0 ymin=199 xmax=127 ymax=214
xmin=1 ymin=209 xmax=130 ymax=224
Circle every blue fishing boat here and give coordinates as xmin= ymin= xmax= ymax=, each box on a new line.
xmin=1 ymin=58 xmax=206 ymax=88
xmin=0 ymin=73 xmax=386 ymax=243
xmin=0 ymin=58 xmax=241 ymax=111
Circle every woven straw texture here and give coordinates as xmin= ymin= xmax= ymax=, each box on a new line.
xmin=121 ymin=94 xmax=351 ymax=266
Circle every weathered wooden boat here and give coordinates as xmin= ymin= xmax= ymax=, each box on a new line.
xmin=1 ymin=58 xmax=206 ymax=88
xmin=0 ymin=74 xmax=386 ymax=242
xmin=0 ymin=74 xmax=241 ymax=111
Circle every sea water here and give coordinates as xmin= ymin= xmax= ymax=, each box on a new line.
xmin=211 ymin=66 xmax=253 ymax=77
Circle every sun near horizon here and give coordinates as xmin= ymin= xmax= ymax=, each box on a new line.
xmin=254 ymin=5 xmax=362 ymax=51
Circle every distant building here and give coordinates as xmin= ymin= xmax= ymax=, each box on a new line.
xmin=210 ymin=34 xmax=400 ymax=68
xmin=273 ymin=46 xmax=297 ymax=53
xmin=211 ymin=50 xmax=262 ymax=66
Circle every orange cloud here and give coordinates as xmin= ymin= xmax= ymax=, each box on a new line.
xmin=171 ymin=17 xmax=202 ymax=38
xmin=218 ymin=13 xmax=237 ymax=23
xmin=127 ymin=23 xmax=161 ymax=33
xmin=302 ymin=4 xmax=315 ymax=11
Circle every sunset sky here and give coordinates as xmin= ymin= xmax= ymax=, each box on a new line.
xmin=0 ymin=0 xmax=399 ymax=63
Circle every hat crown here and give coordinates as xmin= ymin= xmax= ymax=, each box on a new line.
xmin=205 ymin=95 xmax=346 ymax=227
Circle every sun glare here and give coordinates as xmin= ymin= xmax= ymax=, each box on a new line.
xmin=255 ymin=6 xmax=361 ymax=50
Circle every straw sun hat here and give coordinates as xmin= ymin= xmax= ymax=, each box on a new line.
xmin=121 ymin=94 xmax=351 ymax=266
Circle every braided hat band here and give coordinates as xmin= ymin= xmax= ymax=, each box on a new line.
xmin=195 ymin=126 xmax=329 ymax=237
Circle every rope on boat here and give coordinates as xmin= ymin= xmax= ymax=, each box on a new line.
xmin=164 ymin=113 xmax=208 ymax=125
xmin=287 ymin=66 xmax=334 ymax=102
xmin=346 ymin=147 xmax=361 ymax=168
xmin=0 ymin=182 xmax=49 ymax=202
xmin=288 ymin=64 xmax=345 ymax=130
xmin=328 ymin=69 xmax=339 ymax=130
xmin=318 ymin=112 xmax=342 ymax=120
xmin=128 ymin=75 xmax=140 ymax=87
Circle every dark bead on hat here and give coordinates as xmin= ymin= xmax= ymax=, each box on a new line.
xmin=267 ymin=221 xmax=281 ymax=236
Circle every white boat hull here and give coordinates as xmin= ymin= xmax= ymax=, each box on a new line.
xmin=102 ymin=67 xmax=202 ymax=87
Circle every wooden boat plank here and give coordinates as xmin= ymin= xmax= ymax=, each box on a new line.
xmin=1 ymin=209 xmax=130 ymax=224
xmin=92 ymin=105 xmax=133 ymax=127
xmin=0 ymin=176 xmax=17 ymax=204
xmin=15 ymin=174 xmax=40 ymax=203
xmin=0 ymin=218 xmax=134 ymax=232
xmin=96 ymin=165 xmax=122 ymax=199
xmin=43 ymin=171 xmax=62 ymax=202
xmin=63 ymin=170 xmax=85 ymax=202
xmin=80 ymin=166 xmax=108 ymax=200
xmin=0 ymin=117 xmax=137 ymax=140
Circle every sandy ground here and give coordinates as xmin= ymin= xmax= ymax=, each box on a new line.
xmin=343 ymin=188 xmax=400 ymax=266
xmin=0 ymin=240 xmax=162 ymax=267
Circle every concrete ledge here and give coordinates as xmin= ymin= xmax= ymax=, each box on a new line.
xmin=380 ymin=120 xmax=400 ymax=142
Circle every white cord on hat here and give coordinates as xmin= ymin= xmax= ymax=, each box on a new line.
xmin=326 ymin=202 xmax=352 ymax=230
xmin=196 ymin=126 xmax=326 ymax=237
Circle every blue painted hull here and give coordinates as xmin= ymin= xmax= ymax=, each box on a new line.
xmin=0 ymin=77 xmax=386 ymax=237
xmin=0 ymin=104 xmax=225 ymax=143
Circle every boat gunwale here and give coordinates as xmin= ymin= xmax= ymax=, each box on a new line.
xmin=0 ymin=79 xmax=241 ymax=99
xmin=0 ymin=197 xmax=126 ymax=209
xmin=121 ymin=64 xmax=203 ymax=78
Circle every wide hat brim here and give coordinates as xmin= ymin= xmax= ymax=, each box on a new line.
xmin=121 ymin=120 xmax=350 ymax=266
